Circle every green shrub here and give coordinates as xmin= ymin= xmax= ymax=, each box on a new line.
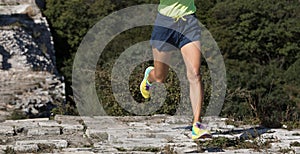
xmin=43 ymin=0 xmax=300 ymax=125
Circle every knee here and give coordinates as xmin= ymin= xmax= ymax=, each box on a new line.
xmin=186 ymin=71 xmax=202 ymax=84
xmin=154 ymin=73 xmax=167 ymax=83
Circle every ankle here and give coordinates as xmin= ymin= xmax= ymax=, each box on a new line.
xmin=193 ymin=117 xmax=202 ymax=124
xmin=193 ymin=121 xmax=200 ymax=126
xmin=146 ymin=80 xmax=152 ymax=86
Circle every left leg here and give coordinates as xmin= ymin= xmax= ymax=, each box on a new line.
xmin=180 ymin=41 xmax=203 ymax=124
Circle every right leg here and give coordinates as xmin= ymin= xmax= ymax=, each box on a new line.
xmin=140 ymin=48 xmax=171 ymax=99
xmin=147 ymin=48 xmax=171 ymax=83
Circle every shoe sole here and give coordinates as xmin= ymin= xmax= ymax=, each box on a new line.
xmin=140 ymin=67 xmax=154 ymax=99
xmin=192 ymin=132 xmax=212 ymax=140
xmin=140 ymin=80 xmax=149 ymax=99
xmin=199 ymin=133 xmax=212 ymax=139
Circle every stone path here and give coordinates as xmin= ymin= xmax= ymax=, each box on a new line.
xmin=0 ymin=115 xmax=299 ymax=153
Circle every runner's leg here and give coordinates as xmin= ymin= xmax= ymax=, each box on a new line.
xmin=148 ymin=48 xmax=172 ymax=83
xmin=180 ymin=41 xmax=203 ymax=123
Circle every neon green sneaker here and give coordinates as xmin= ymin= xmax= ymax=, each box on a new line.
xmin=192 ymin=122 xmax=212 ymax=140
xmin=140 ymin=66 xmax=154 ymax=99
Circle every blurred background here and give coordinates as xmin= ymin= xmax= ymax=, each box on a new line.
xmin=0 ymin=0 xmax=299 ymax=129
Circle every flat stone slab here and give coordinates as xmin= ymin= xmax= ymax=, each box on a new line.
xmin=27 ymin=127 xmax=61 ymax=136
xmin=0 ymin=4 xmax=31 ymax=15
xmin=15 ymin=140 xmax=68 ymax=148
xmin=0 ymin=125 xmax=14 ymax=136
xmin=14 ymin=144 xmax=39 ymax=153
xmin=4 ymin=118 xmax=49 ymax=123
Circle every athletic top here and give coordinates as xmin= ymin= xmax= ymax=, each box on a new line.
xmin=158 ymin=0 xmax=196 ymax=20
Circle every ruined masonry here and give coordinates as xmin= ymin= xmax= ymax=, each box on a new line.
xmin=0 ymin=0 xmax=65 ymax=119
xmin=0 ymin=115 xmax=299 ymax=153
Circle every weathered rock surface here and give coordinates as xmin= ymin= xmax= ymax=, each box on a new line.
xmin=0 ymin=115 xmax=299 ymax=153
xmin=0 ymin=0 xmax=65 ymax=119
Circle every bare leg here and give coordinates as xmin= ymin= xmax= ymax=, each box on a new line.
xmin=148 ymin=48 xmax=172 ymax=83
xmin=180 ymin=41 xmax=203 ymax=124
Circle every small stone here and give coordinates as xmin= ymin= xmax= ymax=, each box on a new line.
xmin=62 ymin=148 xmax=94 ymax=153
xmin=0 ymin=125 xmax=15 ymax=136
xmin=85 ymin=129 xmax=109 ymax=141
xmin=16 ymin=140 xmax=68 ymax=148
xmin=14 ymin=144 xmax=39 ymax=153
xmin=27 ymin=127 xmax=61 ymax=136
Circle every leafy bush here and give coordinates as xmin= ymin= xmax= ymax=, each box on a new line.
xmin=224 ymin=59 xmax=299 ymax=127
xmin=43 ymin=0 xmax=300 ymax=127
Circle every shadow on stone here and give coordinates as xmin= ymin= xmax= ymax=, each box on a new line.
xmin=214 ymin=126 xmax=271 ymax=140
xmin=0 ymin=14 xmax=33 ymax=26
xmin=239 ymin=127 xmax=270 ymax=140
xmin=172 ymin=125 xmax=192 ymax=130
xmin=0 ymin=45 xmax=11 ymax=70
xmin=34 ymin=0 xmax=45 ymax=10
xmin=206 ymin=147 xmax=225 ymax=152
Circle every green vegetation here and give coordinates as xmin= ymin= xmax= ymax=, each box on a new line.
xmin=290 ymin=141 xmax=300 ymax=147
xmin=8 ymin=110 xmax=28 ymax=120
xmin=196 ymin=136 xmax=273 ymax=152
xmin=37 ymin=143 xmax=55 ymax=153
xmin=209 ymin=0 xmax=300 ymax=128
xmin=115 ymin=146 xmax=160 ymax=152
xmin=43 ymin=0 xmax=300 ymax=127
xmin=283 ymin=121 xmax=300 ymax=131
xmin=162 ymin=145 xmax=177 ymax=154
xmin=278 ymin=147 xmax=296 ymax=154
xmin=132 ymin=147 xmax=160 ymax=152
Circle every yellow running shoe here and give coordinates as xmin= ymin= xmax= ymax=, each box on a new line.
xmin=140 ymin=66 xmax=154 ymax=99
xmin=192 ymin=122 xmax=212 ymax=140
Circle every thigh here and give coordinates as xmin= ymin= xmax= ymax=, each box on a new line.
xmin=152 ymin=48 xmax=172 ymax=78
xmin=180 ymin=41 xmax=202 ymax=75
xmin=178 ymin=14 xmax=201 ymax=49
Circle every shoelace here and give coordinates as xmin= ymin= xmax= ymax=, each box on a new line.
xmin=195 ymin=122 xmax=206 ymax=129
xmin=145 ymin=83 xmax=151 ymax=90
xmin=146 ymin=81 xmax=156 ymax=91
xmin=173 ymin=15 xmax=187 ymax=22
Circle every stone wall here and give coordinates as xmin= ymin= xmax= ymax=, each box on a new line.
xmin=0 ymin=0 xmax=65 ymax=119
